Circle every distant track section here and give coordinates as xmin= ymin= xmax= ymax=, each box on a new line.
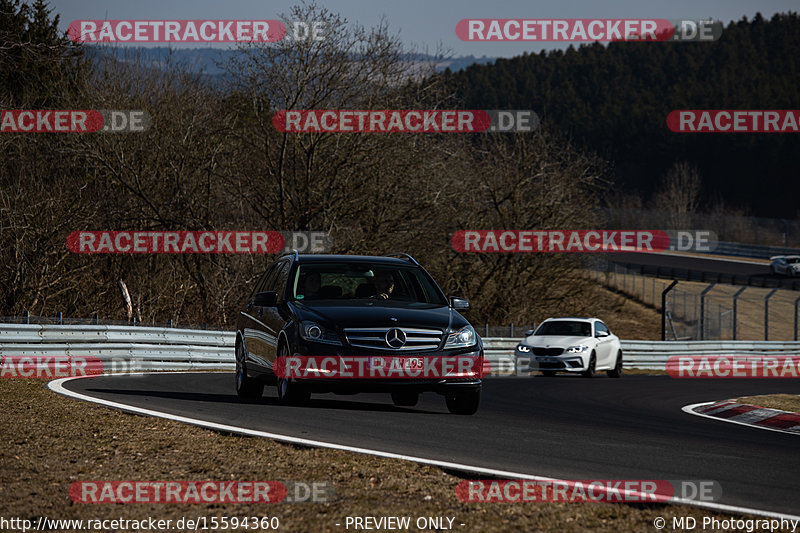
xmin=603 ymin=252 xmax=800 ymax=290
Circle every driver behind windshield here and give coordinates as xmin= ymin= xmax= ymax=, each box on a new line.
xmin=374 ymin=270 xmax=395 ymax=300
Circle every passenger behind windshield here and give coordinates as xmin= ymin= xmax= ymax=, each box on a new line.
xmin=301 ymin=271 xmax=321 ymax=299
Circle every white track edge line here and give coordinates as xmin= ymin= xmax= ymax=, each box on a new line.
xmin=683 ymin=401 xmax=800 ymax=437
xmin=48 ymin=373 xmax=800 ymax=521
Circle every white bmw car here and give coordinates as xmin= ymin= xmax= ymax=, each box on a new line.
xmin=514 ymin=318 xmax=622 ymax=378
xmin=770 ymin=255 xmax=800 ymax=277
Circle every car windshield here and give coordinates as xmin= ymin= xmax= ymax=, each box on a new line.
xmin=534 ymin=321 xmax=592 ymax=337
xmin=786 ymin=257 xmax=800 ymax=264
xmin=291 ymin=263 xmax=447 ymax=305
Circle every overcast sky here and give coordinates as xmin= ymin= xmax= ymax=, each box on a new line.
xmin=51 ymin=0 xmax=798 ymax=57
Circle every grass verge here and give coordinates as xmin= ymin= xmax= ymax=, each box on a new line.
xmin=737 ymin=394 xmax=800 ymax=413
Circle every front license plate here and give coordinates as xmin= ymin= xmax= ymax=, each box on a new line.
xmin=370 ymin=356 xmax=423 ymax=370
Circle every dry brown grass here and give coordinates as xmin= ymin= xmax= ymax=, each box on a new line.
xmin=737 ymin=393 xmax=800 ymax=413
xmin=583 ymin=283 xmax=663 ymax=341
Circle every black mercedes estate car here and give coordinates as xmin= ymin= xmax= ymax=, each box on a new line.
xmin=234 ymin=252 xmax=483 ymax=414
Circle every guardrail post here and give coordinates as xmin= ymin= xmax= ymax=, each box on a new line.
xmin=795 ymin=295 xmax=800 ymax=341
xmin=732 ymin=287 xmax=747 ymax=340
xmin=661 ymin=280 xmax=679 ymax=341
xmin=764 ymin=288 xmax=779 ymax=341
xmin=92 ymin=313 xmax=98 ymax=325
xmin=699 ymin=284 xmax=716 ymax=340
xmin=682 ymin=291 xmax=686 ymax=319
xmin=167 ymin=319 xmax=173 ymax=328
xmin=57 ymin=312 xmax=62 ymax=325
xmin=23 ymin=310 xmax=29 ymax=324
xmin=641 ymin=275 xmax=646 ymax=302
xmin=510 ymin=323 xmax=514 ymax=337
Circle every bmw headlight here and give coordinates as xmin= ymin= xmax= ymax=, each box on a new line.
xmin=299 ymin=321 xmax=342 ymax=345
xmin=445 ymin=325 xmax=477 ymax=349
xmin=566 ymin=345 xmax=589 ymax=354
xmin=517 ymin=344 xmax=531 ymax=353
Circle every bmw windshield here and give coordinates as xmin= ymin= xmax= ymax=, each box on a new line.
xmin=534 ymin=321 xmax=593 ymax=337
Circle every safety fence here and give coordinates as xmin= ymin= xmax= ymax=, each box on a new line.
xmin=589 ymin=268 xmax=800 ymax=341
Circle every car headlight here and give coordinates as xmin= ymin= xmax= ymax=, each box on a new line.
xmin=517 ymin=344 xmax=531 ymax=353
xmin=566 ymin=345 xmax=589 ymax=353
xmin=299 ymin=321 xmax=342 ymax=345
xmin=445 ymin=325 xmax=477 ymax=349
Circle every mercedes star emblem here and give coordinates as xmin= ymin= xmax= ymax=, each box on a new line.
xmin=385 ymin=328 xmax=407 ymax=348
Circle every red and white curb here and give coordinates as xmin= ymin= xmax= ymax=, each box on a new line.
xmin=683 ymin=399 xmax=800 ymax=435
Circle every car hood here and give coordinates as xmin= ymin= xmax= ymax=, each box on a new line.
xmin=292 ymin=301 xmax=462 ymax=332
xmin=523 ymin=335 xmax=594 ymax=347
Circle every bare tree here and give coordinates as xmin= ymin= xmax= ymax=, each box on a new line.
xmin=653 ymin=161 xmax=702 ymax=229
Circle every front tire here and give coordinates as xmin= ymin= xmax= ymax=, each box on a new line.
xmin=276 ymin=344 xmax=310 ymax=405
xmin=235 ymin=339 xmax=263 ymax=400
xmin=445 ymin=389 xmax=480 ymax=415
xmin=607 ymin=351 xmax=623 ymax=378
xmin=582 ymin=353 xmax=596 ymax=378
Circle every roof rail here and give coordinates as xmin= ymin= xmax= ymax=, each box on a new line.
xmin=278 ymin=249 xmax=300 ymax=261
xmin=384 ymin=252 xmax=419 ymax=265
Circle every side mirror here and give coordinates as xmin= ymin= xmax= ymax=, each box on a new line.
xmin=253 ymin=291 xmax=278 ymax=307
xmin=596 ymin=330 xmax=609 ymax=338
xmin=449 ymin=297 xmax=470 ymax=311
xmin=524 ymin=329 xmax=535 ymax=336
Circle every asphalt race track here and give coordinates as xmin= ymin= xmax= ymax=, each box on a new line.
xmin=610 ymin=252 xmax=772 ymax=278
xmin=60 ymin=373 xmax=800 ymax=516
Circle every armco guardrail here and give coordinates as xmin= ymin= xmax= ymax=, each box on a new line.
xmin=0 ymin=323 xmax=234 ymax=345
xmin=712 ymin=241 xmax=800 ymax=261
xmin=484 ymin=338 xmax=800 ymax=371
xmin=0 ymin=324 xmax=235 ymax=372
xmin=3 ymin=325 xmax=800 ymax=373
